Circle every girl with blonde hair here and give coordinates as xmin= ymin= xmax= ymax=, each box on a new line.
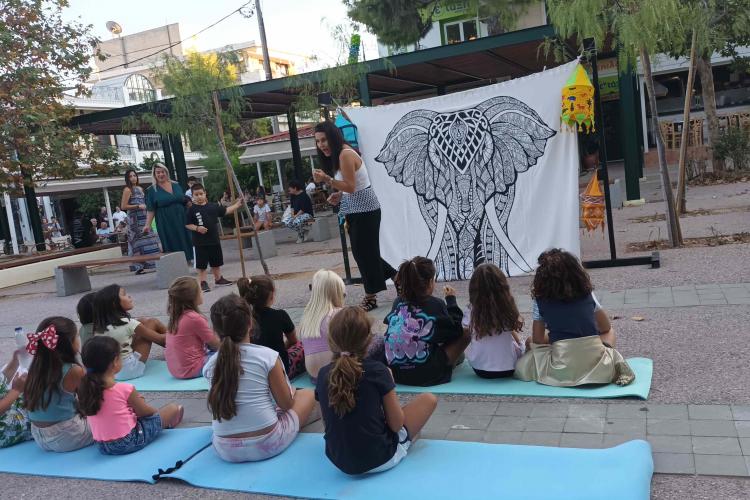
xmin=298 ymin=270 xmax=346 ymax=383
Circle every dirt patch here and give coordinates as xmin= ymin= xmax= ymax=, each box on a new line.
xmin=627 ymin=232 xmax=750 ymax=252
xmin=628 ymin=205 xmax=750 ymax=223
xmin=688 ymin=172 xmax=749 ymax=186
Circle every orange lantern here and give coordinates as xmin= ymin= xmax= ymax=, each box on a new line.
xmin=580 ymin=170 xmax=605 ymax=233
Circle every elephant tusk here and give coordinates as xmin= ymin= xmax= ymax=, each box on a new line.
xmin=483 ymin=200 xmax=533 ymax=273
xmin=426 ymin=203 xmax=448 ymax=261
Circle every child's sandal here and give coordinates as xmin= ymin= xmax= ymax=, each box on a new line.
xmin=359 ymin=296 xmax=377 ymax=312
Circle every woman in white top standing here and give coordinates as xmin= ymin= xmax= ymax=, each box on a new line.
xmin=204 ymin=294 xmax=316 ymax=463
xmin=312 ymin=121 xmax=397 ymax=311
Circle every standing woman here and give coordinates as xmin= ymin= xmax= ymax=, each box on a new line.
xmin=143 ymin=163 xmax=193 ymax=263
xmin=313 ymin=121 xmax=396 ymax=311
xmin=121 ymin=169 xmax=161 ymax=274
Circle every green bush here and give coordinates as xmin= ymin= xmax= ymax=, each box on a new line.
xmin=714 ymin=127 xmax=750 ymax=171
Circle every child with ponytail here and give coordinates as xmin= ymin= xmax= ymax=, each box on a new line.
xmin=78 ymin=336 xmax=183 ymax=455
xmin=317 ymin=306 xmax=437 ymax=475
xmin=24 ymin=317 xmax=93 ymax=452
xmin=204 ymin=294 xmax=316 ymax=463
xmin=237 ymin=276 xmax=305 ymax=379
xmin=383 ymin=257 xmax=470 ymax=386
xmin=165 ymin=277 xmax=220 ymax=379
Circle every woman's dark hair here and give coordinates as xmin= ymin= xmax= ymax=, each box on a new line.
xmin=326 ymin=307 xmax=372 ymax=417
xmin=207 ymin=294 xmax=253 ymax=421
xmin=395 ymin=256 xmax=436 ymax=303
xmin=237 ymin=276 xmax=275 ymax=320
xmin=25 ymin=317 xmax=79 ymax=412
xmin=93 ymin=284 xmax=129 ymax=333
xmin=532 ymin=248 xmax=593 ymax=301
xmin=76 ymin=292 xmax=96 ymax=325
xmin=469 ymin=264 xmax=522 ymax=339
xmin=314 ymin=120 xmax=347 ymax=175
xmin=78 ymin=336 xmax=120 ymax=416
xmin=124 ymin=168 xmax=139 ymax=189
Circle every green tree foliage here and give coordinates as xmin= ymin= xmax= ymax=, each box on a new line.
xmin=344 ymin=0 xmax=534 ymax=47
xmin=0 ymin=0 xmax=116 ymax=194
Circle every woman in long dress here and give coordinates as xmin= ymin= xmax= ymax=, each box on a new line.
xmin=121 ymin=169 xmax=161 ymax=274
xmin=144 ymin=163 xmax=193 ymax=263
xmin=312 ymin=120 xmax=396 ymax=311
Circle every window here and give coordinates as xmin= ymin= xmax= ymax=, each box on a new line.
xmin=444 ymin=19 xmax=479 ymax=44
xmin=136 ymin=134 xmax=162 ymax=151
xmin=125 ymin=74 xmax=156 ymax=103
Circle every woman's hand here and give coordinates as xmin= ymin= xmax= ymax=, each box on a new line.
xmin=313 ymin=169 xmax=330 ymax=184
xmin=139 ymin=204 xmax=146 ymax=210
xmin=327 ymin=192 xmax=342 ymax=206
xmin=142 ymin=226 xmax=151 ymax=234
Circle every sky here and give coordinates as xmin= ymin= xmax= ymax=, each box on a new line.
xmin=61 ymin=0 xmax=379 ymax=70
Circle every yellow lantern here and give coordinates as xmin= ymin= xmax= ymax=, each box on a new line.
xmin=562 ymin=63 xmax=595 ymax=133
xmin=580 ymin=170 xmax=605 ymax=233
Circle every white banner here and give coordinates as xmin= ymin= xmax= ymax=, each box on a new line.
xmin=346 ymin=61 xmax=580 ymax=280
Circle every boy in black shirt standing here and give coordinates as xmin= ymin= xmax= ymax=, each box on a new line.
xmin=186 ymin=184 xmax=242 ymax=292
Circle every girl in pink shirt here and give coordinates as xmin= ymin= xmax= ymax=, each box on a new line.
xmin=78 ymin=336 xmax=184 ymax=455
xmin=165 ymin=278 xmax=220 ymax=379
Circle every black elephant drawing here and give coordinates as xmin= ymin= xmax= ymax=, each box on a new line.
xmin=375 ymin=96 xmax=556 ymax=280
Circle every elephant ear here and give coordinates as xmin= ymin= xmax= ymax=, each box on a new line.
xmin=374 ymin=109 xmax=442 ymax=202
xmin=475 ymin=96 xmax=556 ymax=192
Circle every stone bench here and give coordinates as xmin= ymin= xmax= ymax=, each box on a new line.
xmin=54 ymin=252 xmax=189 ymax=297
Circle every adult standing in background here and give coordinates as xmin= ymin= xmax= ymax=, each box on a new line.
xmin=144 ymin=163 xmax=193 ymax=263
xmin=121 ymin=169 xmax=161 ymax=274
xmin=312 ymin=121 xmax=396 ymax=312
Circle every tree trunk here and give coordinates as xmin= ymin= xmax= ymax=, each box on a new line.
xmin=676 ymin=31 xmax=697 ymax=215
xmin=641 ymin=47 xmax=682 ymax=247
xmin=696 ymin=55 xmax=723 ymax=172
xmin=211 ymin=91 xmax=269 ymax=276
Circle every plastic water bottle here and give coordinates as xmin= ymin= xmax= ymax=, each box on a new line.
xmin=14 ymin=327 xmax=33 ymax=372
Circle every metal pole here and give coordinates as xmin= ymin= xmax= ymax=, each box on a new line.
xmin=3 ymin=193 xmax=19 ymax=255
xmin=275 ymin=160 xmax=284 ymax=191
xmin=256 ymin=162 xmax=263 ymax=189
xmin=585 ymin=38 xmax=617 ymax=261
xmin=254 ymin=0 xmax=279 ymax=134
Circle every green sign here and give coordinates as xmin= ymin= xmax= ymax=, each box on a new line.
xmin=599 ymin=75 xmax=620 ymax=100
xmin=426 ymin=1 xmax=472 ymax=21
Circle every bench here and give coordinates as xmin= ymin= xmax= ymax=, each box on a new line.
xmin=54 ymin=252 xmax=189 ymax=297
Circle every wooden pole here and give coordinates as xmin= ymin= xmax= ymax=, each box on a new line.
xmin=676 ymin=30 xmax=697 ymax=215
xmin=211 ymin=91 xmax=269 ymax=275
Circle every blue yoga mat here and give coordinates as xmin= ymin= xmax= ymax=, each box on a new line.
xmin=131 ymin=360 xmax=209 ymax=392
xmin=0 ymin=426 xmax=211 ymax=483
xmin=294 ymin=357 xmax=653 ymax=399
xmin=165 ymin=433 xmax=653 ymax=500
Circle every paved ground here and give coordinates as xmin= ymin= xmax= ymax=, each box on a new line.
xmin=0 ymin=171 xmax=748 ymax=498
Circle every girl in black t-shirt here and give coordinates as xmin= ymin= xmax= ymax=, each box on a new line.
xmin=237 ymin=276 xmax=305 ymax=379
xmin=316 ymin=306 xmax=437 ymax=475
xmin=383 ymin=257 xmax=471 ymax=386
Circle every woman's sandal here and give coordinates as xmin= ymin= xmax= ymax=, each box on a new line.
xmin=359 ymin=296 xmax=378 ymax=312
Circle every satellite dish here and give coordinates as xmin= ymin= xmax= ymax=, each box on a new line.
xmin=106 ymin=21 xmax=122 ymax=36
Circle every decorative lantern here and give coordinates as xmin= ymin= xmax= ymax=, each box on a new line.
xmin=335 ymin=112 xmax=359 ymax=151
xmin=580 ymin=170 xmax=606 ymax=233
xmin=562 ymin=63 xmax=595 ymax=133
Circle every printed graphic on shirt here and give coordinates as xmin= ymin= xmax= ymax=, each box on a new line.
xmin=384 ymin=303 xmax=435 ymax=365
xmin=195 ymin=211 xmax=204 ymax=227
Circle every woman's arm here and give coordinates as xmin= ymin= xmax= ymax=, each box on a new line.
xmin=268 ymin=358 xmax=294 ymax=411
xmin=120 ymin=187 xmax=135 ymax=211
xmin=382 ymin=389 xmax=404 ymax=433
xmin=531 ymin=320 xmax=549 ymax=344
xmin=314 ymin=151 xmax=358 ymax=193
xmin=127 ymin=388 xmax=158 ymax=417
xmin=594 ymin=309 xmax=612 ymax=334
xmin=143 ymin=211 xmax=155 ymax=233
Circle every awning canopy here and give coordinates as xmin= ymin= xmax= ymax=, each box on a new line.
xmin=34 ymin=167 xmax=209 ymax=196
xmin=70 ymin=24 xmax=564 ymax=135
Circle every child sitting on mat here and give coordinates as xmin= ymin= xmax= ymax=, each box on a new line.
xmin=383 ymin=257 xmax=470 ymax=387
xmin=165 ymin=277 xmax=220 ymax=379
xmin=317 ymin=306 xmax=437 ymax=475
xmin=464 ymin=263 xmax=525 ymax=379
xmin=238 ymin=276 xmax=305 ymax=380
xmin=0 ymin=351 xmax=31 ymax=448
xmin=76 ymin=292 xmax=96 ymax=347
xmin=298 ymin=269 xmax=345 ymax=383
xmin=25 ymin=317 xmax=94 ymax=452
xmin=93 ymin=284 xmax=167 ymax=381
xmin=204 ymin=294 xmax=316 ymax=463
xmin=514 ymin=249 xmax=635 ymax=387
xmin=78 ymin=336 xmax=183 ymax=455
